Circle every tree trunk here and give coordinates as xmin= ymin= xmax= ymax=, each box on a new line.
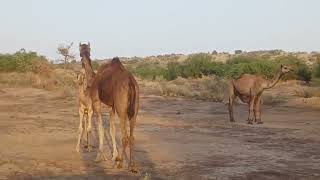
xmin=64 ymin=56 xmax=67 ymax=69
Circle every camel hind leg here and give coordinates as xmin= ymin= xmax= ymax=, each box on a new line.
xmin=109 ymin=108 xmax=118 ymax=161
xmin=115 ymin=112 xmax=129 ymax=169
xmin=228 ymin=82 xmax=236 ymax=122
xmin=254 ymin=95 xmax=263 ymax=124
xmin=76 ymin=109 xmax=85 ymax=152
xmin=129 ymin=115 xmax=138 ymax=173
xmin=247 ymin=96 xmax=256 ymax=125
xmin=113 ymin=90 xmax=131 ymax=170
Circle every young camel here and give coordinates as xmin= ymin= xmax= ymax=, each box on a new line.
xmin=75 ymin=68 xmax=93 ymax=153
xmin=79 ymin=43 xmax=139 ymax=173
xmin=229 ymin=65 xmax=292 ymax=124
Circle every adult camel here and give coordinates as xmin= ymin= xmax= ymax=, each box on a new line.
xmin=79 ymin=42 xmax=139 ymax=172
xmin=228 ymin=65 xmax=292 ymax=124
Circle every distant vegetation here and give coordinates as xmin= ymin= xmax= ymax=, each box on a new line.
xmin=91 ymin=60 xmax=100 ymax=70
xmin=314 ymin=56 xmax=320 ymax=78
xmin=1 ymin=49 xmax=320 ymax=101
xmin=129 ymin=53 xmax=318 ymax=83
xmin=1 ymin=50 xmax=319 ymax=84
xmin=0 ymin=49 xmax=50 ymax=74
xmin=0 ymin=50 xmax=76 ymax=97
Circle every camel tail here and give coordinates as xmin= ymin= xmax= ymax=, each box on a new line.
xmin=128 ymin=75 xmax=139 ymax=121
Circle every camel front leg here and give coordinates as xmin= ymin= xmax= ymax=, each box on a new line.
xmin=248 ymin=97 xmax=255 ymax=124
xmin=76 ymin=109 xmax=85 ymax=152
xmin=109 ymin=109 xmax=118 ymax=161
xmin=254 ymin=95 xmax=263 ymax=124
xmin=229 ymin=94 xmax=235 ymax=122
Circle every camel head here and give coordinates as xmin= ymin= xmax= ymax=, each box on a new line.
xmin=280 ymin=64 xmax=293 ymax=75
xmin=79 ymin=42 xmax=94 ymax=87
xmin=79 ymin=42 xmax=92 ymax=67
xmin=79 ymin=42 xmax=91 ymax=58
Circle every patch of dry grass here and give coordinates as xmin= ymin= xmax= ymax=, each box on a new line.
xmin=139 ymin=172 xmax=151 ymax=180
xmin=262 ymin=94 xmax=286 ymax=105
xmin=160 ymin=81 xmax=194 ymax=97
xmin=159 ymin=76 xmax=228 ymax=102
xmin=293 ymin=85 xmax=320 ymax=98
xmin=0 ymin=68 xmax=77 ymax=99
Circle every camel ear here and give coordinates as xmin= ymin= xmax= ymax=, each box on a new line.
xmin=79 ymin=42 xmax=81 ymax=47
xmin=281 ymin=64 xmax=283 ymax=68
xmin=88 ymin=42 xmax=90 ymax=48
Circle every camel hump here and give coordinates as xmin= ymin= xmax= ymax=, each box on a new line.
xmin=111 ymin=57 xmax=125 ymax=71
xmin=111 ymin=57 xmax=121 ymax=64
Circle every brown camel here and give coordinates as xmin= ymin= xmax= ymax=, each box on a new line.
xmin=228 ymin=65 xmax=292 ymax=124
xmin=75 ymin=68 xmax=93 ymax=153
xmin=79 ymin=42 xmax=139 ymax=172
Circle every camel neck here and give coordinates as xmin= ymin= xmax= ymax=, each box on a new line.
xmin=81 ymin=55 xmax=96 ymax=87
xmin=265 ymin=70 xmax=283 ymax=89
xmin=81 ymin=55 xmax=95 ymax=77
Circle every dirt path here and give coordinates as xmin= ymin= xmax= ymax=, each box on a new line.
xmin=0 ymin=88 xmax=320 ymax=180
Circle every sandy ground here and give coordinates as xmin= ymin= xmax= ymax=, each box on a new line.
xmin=0 ymin=87 xmax=320 ymax=180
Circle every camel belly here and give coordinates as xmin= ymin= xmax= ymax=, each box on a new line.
xmin=238 ymin=95 xmax=250 ymax=103
xmin=234 ymin=90 xmax=250 ymax=103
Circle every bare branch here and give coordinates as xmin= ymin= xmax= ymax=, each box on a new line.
xmin=57 ymin=42 xmax=75 ymax=68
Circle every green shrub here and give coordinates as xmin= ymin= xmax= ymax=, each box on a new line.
xmin=313 ymin=61 xmax=320 ymax=78
xmin=163 ymin=53 xmax=225 ymax=80
xmin=226 ymin=55 xmax=311 ymax=80
xmin=164 ymin=62 xmax=181 ymax=80
xmin=129 ymin=54 xmax=312 ymax=82
xmin=182 ymin=53 xmax=212 ymax=78
xmin=226 ymin=56 xmax=256 ymax=65
xmin=0 ymin=50 xmax=50 ymax=73
xmin=225 ymin=56 xmax=277 ymax=78
xmin=297 ymin=65 xmax=312 ymax=83
xmin=91 ymin=60 xmax=100 ymax=70
xmin=129 ymin=62 xmax=166 ymax=80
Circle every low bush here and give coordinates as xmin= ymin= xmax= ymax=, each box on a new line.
xmin=297 ymin=65 xmax=312 ymax=83
xmin=129 ymin=62 xmax=167 ymax=80
xmin=0 ymin=49 xmax=51 ymax=73
xmin=163 ymin=54 xmax=225 ymax=80
xmin=313 ymin=61 xmax=320 ymax=78
xmin=159 ymin=76 xmax=228 ymax=102
xmin=91 ymin=60 xmax=100 ymax=70
xmin=293 ymin=86 xmax=320 ymax=98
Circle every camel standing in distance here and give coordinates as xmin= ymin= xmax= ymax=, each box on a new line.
xmin=75 ymin=68 xmax=93 ymax=153
xmin=79 ymin=42 xmax=139 ymax=172
xmin=228 ymin=65 xmax=292 ymax=124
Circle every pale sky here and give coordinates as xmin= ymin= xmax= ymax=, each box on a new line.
xmin=0 ymin=0 xmax=319 ymax=60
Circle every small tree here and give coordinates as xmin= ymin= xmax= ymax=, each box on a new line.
xmin=57 ymin=42 xmax=75 ymax=68
xmin=314 ymin=55 xmax=320 ymax=78
xmin=235 ymin=50 xmax=243 ymax=55
xmin=297 ymin=65 xmax=312 ymax=84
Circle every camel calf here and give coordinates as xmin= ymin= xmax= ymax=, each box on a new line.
xmin=75 ymin=69 xmax=94 ymax=152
